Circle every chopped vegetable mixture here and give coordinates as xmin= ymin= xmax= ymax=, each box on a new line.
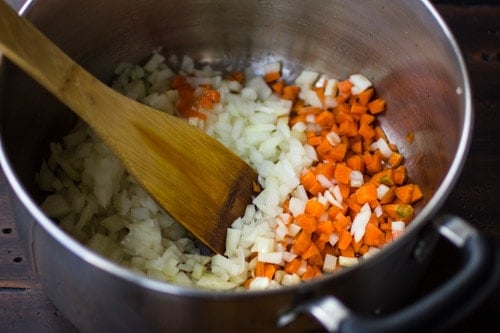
xmin=37 ymin=50 xmax=422 ymax=291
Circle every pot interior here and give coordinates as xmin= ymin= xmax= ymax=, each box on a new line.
xmin=0 ymin=0 xmax=470 ymax=275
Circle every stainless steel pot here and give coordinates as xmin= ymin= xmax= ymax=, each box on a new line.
xmin=0 ymin=1 xmax=497 ymax=332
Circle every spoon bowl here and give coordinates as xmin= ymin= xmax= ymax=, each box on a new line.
xmin=0 ymin=0 xmax=257 ymax=254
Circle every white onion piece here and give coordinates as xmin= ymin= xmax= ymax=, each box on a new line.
xmin=349 ymin=74 xmax=372 ymax=95
xmin=315 ymin=74 xmax=327 ymax=88
xmin=305 ymin=89 xmax=323 ymax=108
xmin=289 ymin=197 xmax=307 ymax=216
xmin=326 ymin=131 xmax=341 ymax=145
xmin=339 ymin=256 xmax=358 ymax=267
xmin=373 ymin=138 xmax=393 ymax=159
xmin=349 ymin=170 xmax=364 ymax=188
xmin=351 ymin=203 xmax=372 ymax=242
xmin=323 ymin=254 xmax=338 ymax=272
xmin=328 ymin=233 xmax=340 ymax=246
xmin=324 ymin=78 xmax=339 ymax=96
xmin=295 ymin=70 xmax=319 ymax=87
xmin=316 ymin=174 xmax=333 ymax=188
xmin=249 ymin=277 xmax=270 ymax=290
xmin=263 ymin=61 xmax=281 ymax=75
xmin=392 ymin=221 xmax=406 ymax=239
xmin=377 ymin=184 xmax=390 ymax=200
xmin=258 ymin=252 xmax=284 ymax=265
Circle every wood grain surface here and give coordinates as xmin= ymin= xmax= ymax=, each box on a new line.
xmin=1 ymin=2 xmax=499 ymax=333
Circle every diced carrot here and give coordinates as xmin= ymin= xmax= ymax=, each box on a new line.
xmin=374 ymin=126 xmax=388 ymax=141
xmin=226 ymin=71 xmax=245 ymax=84
xmin=264 ymin=71 xmax=281 ymax=83
xmin=305 ymin=200 xmax=326 ymax=219
xmin=297 ymin=106 xmax=323 ymax=115
xmin=383 ymin=204 xmax=414 ymax=221
xmin=316 ymin=220 xmax=335 ymax=234
xmin=271 ymin=80 xmax=284 ymax=94
xmin=307 ymin=135 xmax=323 ymax=146
xmin=406 ymin=131 xmax=415 ymax=143
xmin=296 ymin=213 xmax=317 ymax=234
xmin=393 ymin=166 xmax=407 ymax=185
xmin=350 ymin=102 xmax=368 ymax=114
xmin=346 ymin=154 xmax=364 ymax=172
xmin=346 ymin=194 xmax=362 ymax=213
xmin=338 ymin=182 xmax=351 ymax=200
xmin=300 ymin=169 xmax=323 ymax=195
xmin=244 ymin=278 xmax=254 ymax=289
xmin=300 ymin=169 xmax=316 ymax=188
xmin=315 ymin=111 xmax=335 ymax=128
xmin=360 ymin=113 xmax=376 ymax=125
xmin=284 ymin=258 xmax=302 ymax=274
xmin=301 ymin=265 xmax=321 ymax=281
xmin=334 ymin=162 xmax=352 ymax=185
xmin=328 ymin=142 xmax=348 ymax=161
xmin=356 ymin=88 xmax=374 ymax=106
xmin=333 ymin=213 xmax=351 ymax=233
xmin=388 ymin=152 xmax=404 ymax=167
xmin=263 ymin=263 xmax=276 ymax=280
xmin=350 ymin=138 xmax=363 ymax=154
xmin=355 ymin=183 xmax=378 ymax=204
xmin=338 ymin=79 xmax=353 ymax=96
xmin=380 ymin=186 xmax=396 ymax=204
xmin=337 ymin=230 xmax=353 ymax=250
xmin=410 ymin=184 xmax=423 ymax=203
xmin=328 ymin=205 xmax=342 ymax=221
xmin=363 ymin=223 xmax=384 ymax=247
xmin=289 ymin=114 xmax=307 ymax=127
xmin=334 ymin=103 xmax=352 ymax=122
xmin=339 ymin=120 xmax=358 ymax=137
xmin=395 ymin=184 xmax=414 ymax=204
xmin=310 ymin=183 xmax=326 ymax=196
xmin=255 ymin=261 xmax=266 ymax=277
xmin=282 ymin=85 xmax=301 ymax=101
xmin=368 ymin=98 xmax=386 ymax=114
xmin=198 ymin=89 xmax=220 ymax=110
xmin=358 ymin=122 xmax=376 ymax=141
xmin=352 ymin=239 xmax=363 ymax=253
xmin=363 ymin=152 xmax=382 ymax=174
xmin=380 ymin=222 xmax=391 ymax=232
xmin=292 ymin=231 xmax=312 ymax=255
xmin=170 ymin=74 xmax=188 ymax=89
xmin=316 ymin=138 xmax=332 ymax=159
xmin=340 ymin=244 xmax=355 ymax=258
xmin=358 ymin=244 xmax=371 ymax=255
xmin=302 ymin=242 xmax=321 ymax=260
xmin=307 ymin=253 xmax=324 ymax=267
xmin=315 ymin=161 xmax=336 ymax=179
xmin=317 ymin=232 xmax=330 ymax=243
xmin=312 ymin=87 xmax=325 ymax=107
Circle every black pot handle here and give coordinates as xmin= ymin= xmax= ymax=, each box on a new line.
xmin=277 ymin=215 xmax=499 ymax=333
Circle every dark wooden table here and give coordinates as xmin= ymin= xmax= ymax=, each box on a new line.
xmin=1 ymin=2 xmax=499 ymax=332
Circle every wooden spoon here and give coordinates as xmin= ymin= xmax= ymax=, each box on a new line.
xmin=0 ymin=1 xmax=257 ymax=254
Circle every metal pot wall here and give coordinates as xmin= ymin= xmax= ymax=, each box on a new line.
xmin=0 ymin=1 xmax=497 ymax=332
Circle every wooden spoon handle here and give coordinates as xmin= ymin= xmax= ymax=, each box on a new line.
xmin=0 ymin=1 xmax=257 ymax=254
xmin=0 ymin=1 xmax=86 ymax=112
xmin=0 ymin=1 xmax=133 ymax=136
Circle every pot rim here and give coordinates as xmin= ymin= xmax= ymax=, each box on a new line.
xmin=0 ymin=0 xmax=473 ymax=298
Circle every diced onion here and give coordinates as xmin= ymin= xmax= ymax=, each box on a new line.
xmin=349 ymin=74 xmax=372 ymax=95
xmin=351 ymin=203 xmax=372 ymax=242
xmin=295 ymin=70 xmax=319 ymax=87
